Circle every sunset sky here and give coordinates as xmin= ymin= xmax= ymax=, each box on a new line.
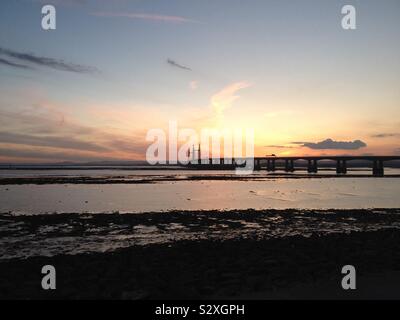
xmin=0 ymin=0 xmax=399 ymax=163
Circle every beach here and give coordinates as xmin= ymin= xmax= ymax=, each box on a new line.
xmin=1 ymin=208 xmax=400 ymax=299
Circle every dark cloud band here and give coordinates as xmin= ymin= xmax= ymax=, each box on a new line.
xmin=167 ymin=59 xmax=192 ymax=71
xmin=266 ymin=145 xmax=295 ymax=149
xmin=0 ymin=47 xmax=99 ymax=74
xmin=0 ymin=57 xmax=32 ymax=70
xmin=0 ymin=131 xmax=109 ymax=153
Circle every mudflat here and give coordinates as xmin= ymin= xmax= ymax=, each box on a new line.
xmin=1 ymin=209 xmax=400 ymax=299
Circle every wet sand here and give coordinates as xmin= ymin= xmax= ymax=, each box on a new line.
xmin=1 ymin=173 xmax=400 ymax=185
xmin=1 ymin=209 xmax=400 ymax=299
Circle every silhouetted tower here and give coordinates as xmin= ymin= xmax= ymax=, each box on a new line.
xmin=192 ymin=144 xmax=201 ymax=164
xmin=197 ymin=144 xmax=201 ymax=164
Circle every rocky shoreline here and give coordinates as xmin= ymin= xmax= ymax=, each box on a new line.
xmin=1 ymin=225 xmax=400 ymax=299
xmin=2 ymin=209 xmax=400 ymax=260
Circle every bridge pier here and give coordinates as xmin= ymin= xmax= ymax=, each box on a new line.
xmin=336 ymin=160 xmax=347 ymax=174
xmin=373 ymin=160 xmax=384 ymax=176
xmin=307 ymin=160 xmax=318 ymax=173
xmin=267 ymin=159 xmax=276 ymax=171
xmin=285 ymin=160 xmax=295 ymax=172
xmin=255 ymin=159 xmax=261 ymax=170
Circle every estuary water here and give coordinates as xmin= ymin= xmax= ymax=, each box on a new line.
xmin=0 ymin=168 xmax=400 ymax=214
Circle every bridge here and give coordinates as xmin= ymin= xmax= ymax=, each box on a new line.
xmin=191 ymin=156 xmax=400 ymax=176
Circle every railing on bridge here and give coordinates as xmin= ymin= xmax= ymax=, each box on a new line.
xmin=256 ymin=156 xmax=400 ymax=176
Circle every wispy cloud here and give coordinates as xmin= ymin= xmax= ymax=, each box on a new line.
xmin=167 ymin=59 xmax=192 ymax=71
xmin=0 ymin=47 xmax=99 ymax=74
xmin=371 ymin=133 xmax=400 ymax=138
xmin=91 ymin=12 xmax=198 ymax=24
xmin=34 ymin=0 xmax=86 ymax=5
xmin=189 ymin=80 xmax=199 ymax=90
xmin=293 ymin=139 xmax=367 ymax=150
xmin=211 ymin=82 xmax=251 ymax=115
xmin=0 ymin=131 xmax=109 ymax=153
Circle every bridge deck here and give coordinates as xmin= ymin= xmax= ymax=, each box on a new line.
xmin=257 ymin=156 xmax=400 ymax=161
xmin=191 ymin=156 xmax=400 ymax=176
